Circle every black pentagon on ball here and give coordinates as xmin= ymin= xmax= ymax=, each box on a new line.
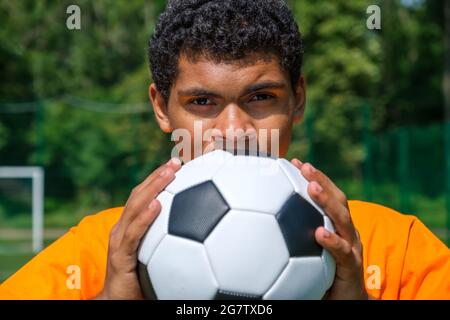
xmin=168 ymin=181 xmax=230 ymax=243
xmin=276 ymin=193 xmax=324 ymax=257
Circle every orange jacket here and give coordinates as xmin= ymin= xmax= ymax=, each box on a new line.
xmin=0 ymin=200 xmax=449 ymax=299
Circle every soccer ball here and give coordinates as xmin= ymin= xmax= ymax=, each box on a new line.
xmin=137 ymin=150 xmax=335 ymax=300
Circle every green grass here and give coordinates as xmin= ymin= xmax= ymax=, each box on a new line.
xmin=0 ymin=238 xmax=59 ymax=283
xmin=0 ymin=206 xmax=101 ymax=229
xmin=0 ymin=252 xmax=35 ymax=283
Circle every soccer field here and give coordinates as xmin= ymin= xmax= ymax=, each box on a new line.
xmin=0 ymin=229 xmax=64 ymax=283
xmin=0 ymin=253 xmax=34 ymax=282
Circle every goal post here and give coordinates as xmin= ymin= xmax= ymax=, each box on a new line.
xmin=0 ymin=166 xmax=44 ymax=253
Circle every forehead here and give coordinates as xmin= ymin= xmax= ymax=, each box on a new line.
xmin=173 ymin=54 xmax=290 ymax=89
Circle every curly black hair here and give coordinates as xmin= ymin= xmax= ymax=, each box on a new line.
xmin=148 ymin=0 xmax=304 ymax=103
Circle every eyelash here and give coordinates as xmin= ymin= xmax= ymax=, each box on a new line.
xmin=190 ymin=97 xmax=214 ymax=106
xmin=249 ymin=93 xmax=274 ymax=102
xmin=189 ymin=93 xmax=274 ymax=106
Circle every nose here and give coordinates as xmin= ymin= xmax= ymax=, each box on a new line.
xmin=215 ymin=103 xmax=248 ymax=133
xmin=213 ymin=103 xmax=257 ymax=152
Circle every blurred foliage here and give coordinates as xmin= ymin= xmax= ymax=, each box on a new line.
xmin=289 ymin=1 xmax=381 ymax=177
xmin=288 ymin=0 xmax=445 ymax=177
xmin=0 ymin=0 xmax=448 ymax=238
xmin=0 ymin=0 xmax=172 ymax=211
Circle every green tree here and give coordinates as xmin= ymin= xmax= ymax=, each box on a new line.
xmin=289 ymin=0 xmax=382 ymax=179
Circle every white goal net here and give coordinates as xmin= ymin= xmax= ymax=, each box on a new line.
xmin=0 ymin=167 xmax=44 ymax=253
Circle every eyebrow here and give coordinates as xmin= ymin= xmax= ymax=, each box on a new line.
xmin=243 ymin=81 xmax=286 ymax=95
xmin=178 ymin=81 xmax=286 ymax=98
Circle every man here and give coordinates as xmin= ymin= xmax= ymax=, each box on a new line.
xmin=1 ymin=0 xmax=449 ymax=299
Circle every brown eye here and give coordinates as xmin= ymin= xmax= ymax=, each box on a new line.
xmin=192 ymin=98 xmax=214 ymax=105
xmin=250 ymin=93 xmax=274 ymax=102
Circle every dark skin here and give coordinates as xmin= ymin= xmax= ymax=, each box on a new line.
xmin=95 ymin=53 xmax=368 ymax=300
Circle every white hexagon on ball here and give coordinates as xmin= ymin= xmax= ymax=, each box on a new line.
xmin=204 ymin=210 xmax=289 ymax=296
xmin=212 ymin=156 xmax=294 ymax=214
xmin=138 ymin=191 xmax=173 ymax=265
xmin=264 ymin=257 xmax=327 ymax=300
xmin=166 ymin=150 xmax=232 ymax=194
xmin=148 ymin=235 xmax=219 ymax=300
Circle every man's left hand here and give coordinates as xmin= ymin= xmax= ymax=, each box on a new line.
xmin=291 ymin=158 xmax=369 ymax=300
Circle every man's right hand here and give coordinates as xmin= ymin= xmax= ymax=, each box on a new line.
xmin=94 ymin=157 xmax=182 ymax=300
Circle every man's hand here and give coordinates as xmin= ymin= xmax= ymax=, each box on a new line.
xmin=291 ymin=159 xmax=368 ymax=300
xmin=95 ymin=157 xmax=182 ymax=300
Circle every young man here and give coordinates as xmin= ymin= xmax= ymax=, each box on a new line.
xmin=1 ymin=0 xmax=449 ymax=300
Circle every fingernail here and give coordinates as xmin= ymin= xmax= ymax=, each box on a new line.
xmin=322 ymin=229 xmax=330 ymax=238
xmin=313 ymin=182 xmax=323 ymax=193
xmin=292 ymin=158 xmax=303 ymax=166
xmin=160 ymin=169 xmax=168 ymax=177
xmin=169 ymin=157 xmax=182 ymax=166
xmin=149 ymin=199 xmax=157 ymax=209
